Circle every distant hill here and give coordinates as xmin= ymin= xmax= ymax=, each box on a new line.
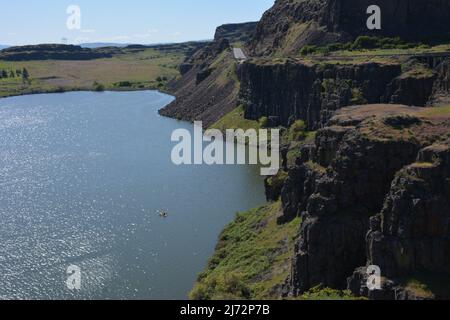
xmin=0 ymin=44 xmax=112 ymax=61
xmin=79 ymin=43 xmax=131 ymax=49
xmin=0 ymin=42 xmax=210 ymax=62
xmin=0 ymin=45 xmax=10 ymax=50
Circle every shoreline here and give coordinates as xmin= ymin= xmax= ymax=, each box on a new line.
xmin=0 ymin=86 xmax=175 ymax=100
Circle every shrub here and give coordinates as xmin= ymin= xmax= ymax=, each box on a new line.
xmin=189 ymin=272 xmax=252 ymax=300
xmin=351 ymin=36 xmax=380 ymax=50
xmin=300 ymin=45 xmax=318 ymax=56
xmin=350 ymin=88 xmax=367 ymax=105
xmin=115 ymin=81 xmax=132 ymax=87
xmin=289 ymin=120 xmax=307 ymax=141
xmin=93 ymin=82 xmax=105 ymax=92
xmin=259 ymin=116 xmax=269 ymax=128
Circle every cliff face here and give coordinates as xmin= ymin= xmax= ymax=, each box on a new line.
xmin=159 ymin=22 xmax=258 ymax=126
xmin=239 ymin=57 xmax=449 ymax=130
xmin=280 ymin=104 xmax=450 ymax=298
xmin=348 ymin=142 xmax=450 ymax=300
xmin=239 ymin=59 xmax=402 ymax=129
xmin=249 ymin=0 xmax=450 ymax=56
xmin=429 ymin=59 xmax=450 ymax=107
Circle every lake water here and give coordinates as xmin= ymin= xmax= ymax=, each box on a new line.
xmin=0 ymin=91 xmax=266 ymax=300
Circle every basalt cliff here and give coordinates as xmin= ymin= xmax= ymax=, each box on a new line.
xmin=283 ymin=105 xmax=450 ymax=299
xmin=161 ymin=0 xmax=450 ymax=300
xmin=249 ymin=0 xmax=450 ymax=56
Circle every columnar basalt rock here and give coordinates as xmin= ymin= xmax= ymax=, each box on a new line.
xmin=279 ymin=105 xmax=450 ymax=297
xmin=429 ymin=59 xmax=450 ymax=107
xmin=348 ymin=142 xmax=450 ymax=299
xmin=239 ymin=60 xmax=403 ymax=129
xmin=239 ymin=58 xmax=450 ymax=130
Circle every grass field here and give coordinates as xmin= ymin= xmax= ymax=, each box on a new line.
xmin=297 ymin=43 xmax=450 ymax=65
xmin=0 ymin=48 xmax=184 ymax=98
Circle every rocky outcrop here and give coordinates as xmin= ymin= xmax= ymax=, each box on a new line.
xmin=239 ymin=58 xmax=450 ymax=130
xmin=429 ymin=59 xmax=450 ymax=107
xmin=348 ymin=141 xmax=450 ymax=300
xmin=214 ymin=22 xmax=258 ymax=43
xmin=249 ymin=0 xmax=450 ymax=56
xmin=280 ymin=104 xmax=450 ymax=297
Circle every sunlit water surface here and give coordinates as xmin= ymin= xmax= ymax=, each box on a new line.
xmin=0 ymin=91 xmax=265 ymax=299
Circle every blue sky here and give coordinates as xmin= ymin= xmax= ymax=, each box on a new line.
xmin=0 ymin=0 xmax=274 ymax=45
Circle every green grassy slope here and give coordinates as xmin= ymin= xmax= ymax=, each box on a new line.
xmin=190 ymin=202 xmax=301 ymax=300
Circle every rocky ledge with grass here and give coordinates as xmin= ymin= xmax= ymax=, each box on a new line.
xmin=282 ymin=104 xmax=450 ymax=299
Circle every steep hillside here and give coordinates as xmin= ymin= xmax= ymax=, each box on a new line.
xmin=249 ymin=0 xmax=450 ymax=56
xmin=159 ymin=22 xmax=257 ymax=126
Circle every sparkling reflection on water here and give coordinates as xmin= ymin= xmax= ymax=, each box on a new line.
xmin=0 ymin=91 xmax=265 ymax=299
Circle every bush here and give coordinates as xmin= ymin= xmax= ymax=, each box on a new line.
xmin=190 ymin=272 xmax=252 ymax=300
xmin=351 ymin=36 xmax=380 ymax=50
xmin=289 ymin=120 xmax=307 ymax=141
xmin=300 ymin=45 xmax=318 ymax=56
xmin=265 ymin=171 xmax=289 ymax=201
xmin=114 ymin=81 xmax=132 ymax=87
xmin=93 ymin=82 xmax=105 ymax=92
xmin=351 ymin=36 xmax=419 ymax=51
xmin=350 ymin=88 xmax=367 ymax=105
xmin=259 ymin=116 xmax=269 ymax=128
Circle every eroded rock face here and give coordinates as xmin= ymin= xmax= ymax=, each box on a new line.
xmin=281 ymin=105 xmax=450 ymax=297
xmin=239 ymin=58 xmax=450 ymax=130
xmin=239 ymin=60 xmax=402 ymax=129
xmin=429 ymin=59 xmax=450 ymax=107
xmin=249 ymin=0 xmax=450 ymax=56
xmin=349 ymin=142 xmax=450 ymax=299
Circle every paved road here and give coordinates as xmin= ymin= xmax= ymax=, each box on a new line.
xmin=233 ymin=47 xmax=247 ymax=61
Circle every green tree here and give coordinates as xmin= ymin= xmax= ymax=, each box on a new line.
xmin=9 ymin=70 xmax=15 ymax=78
xmin=22 ymin=68 xmax=30 ymax=83
xmin=1 ymin=69 xmax=8 ymax=78
xmin=93 ymin=81 xmax=105 ymax=92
